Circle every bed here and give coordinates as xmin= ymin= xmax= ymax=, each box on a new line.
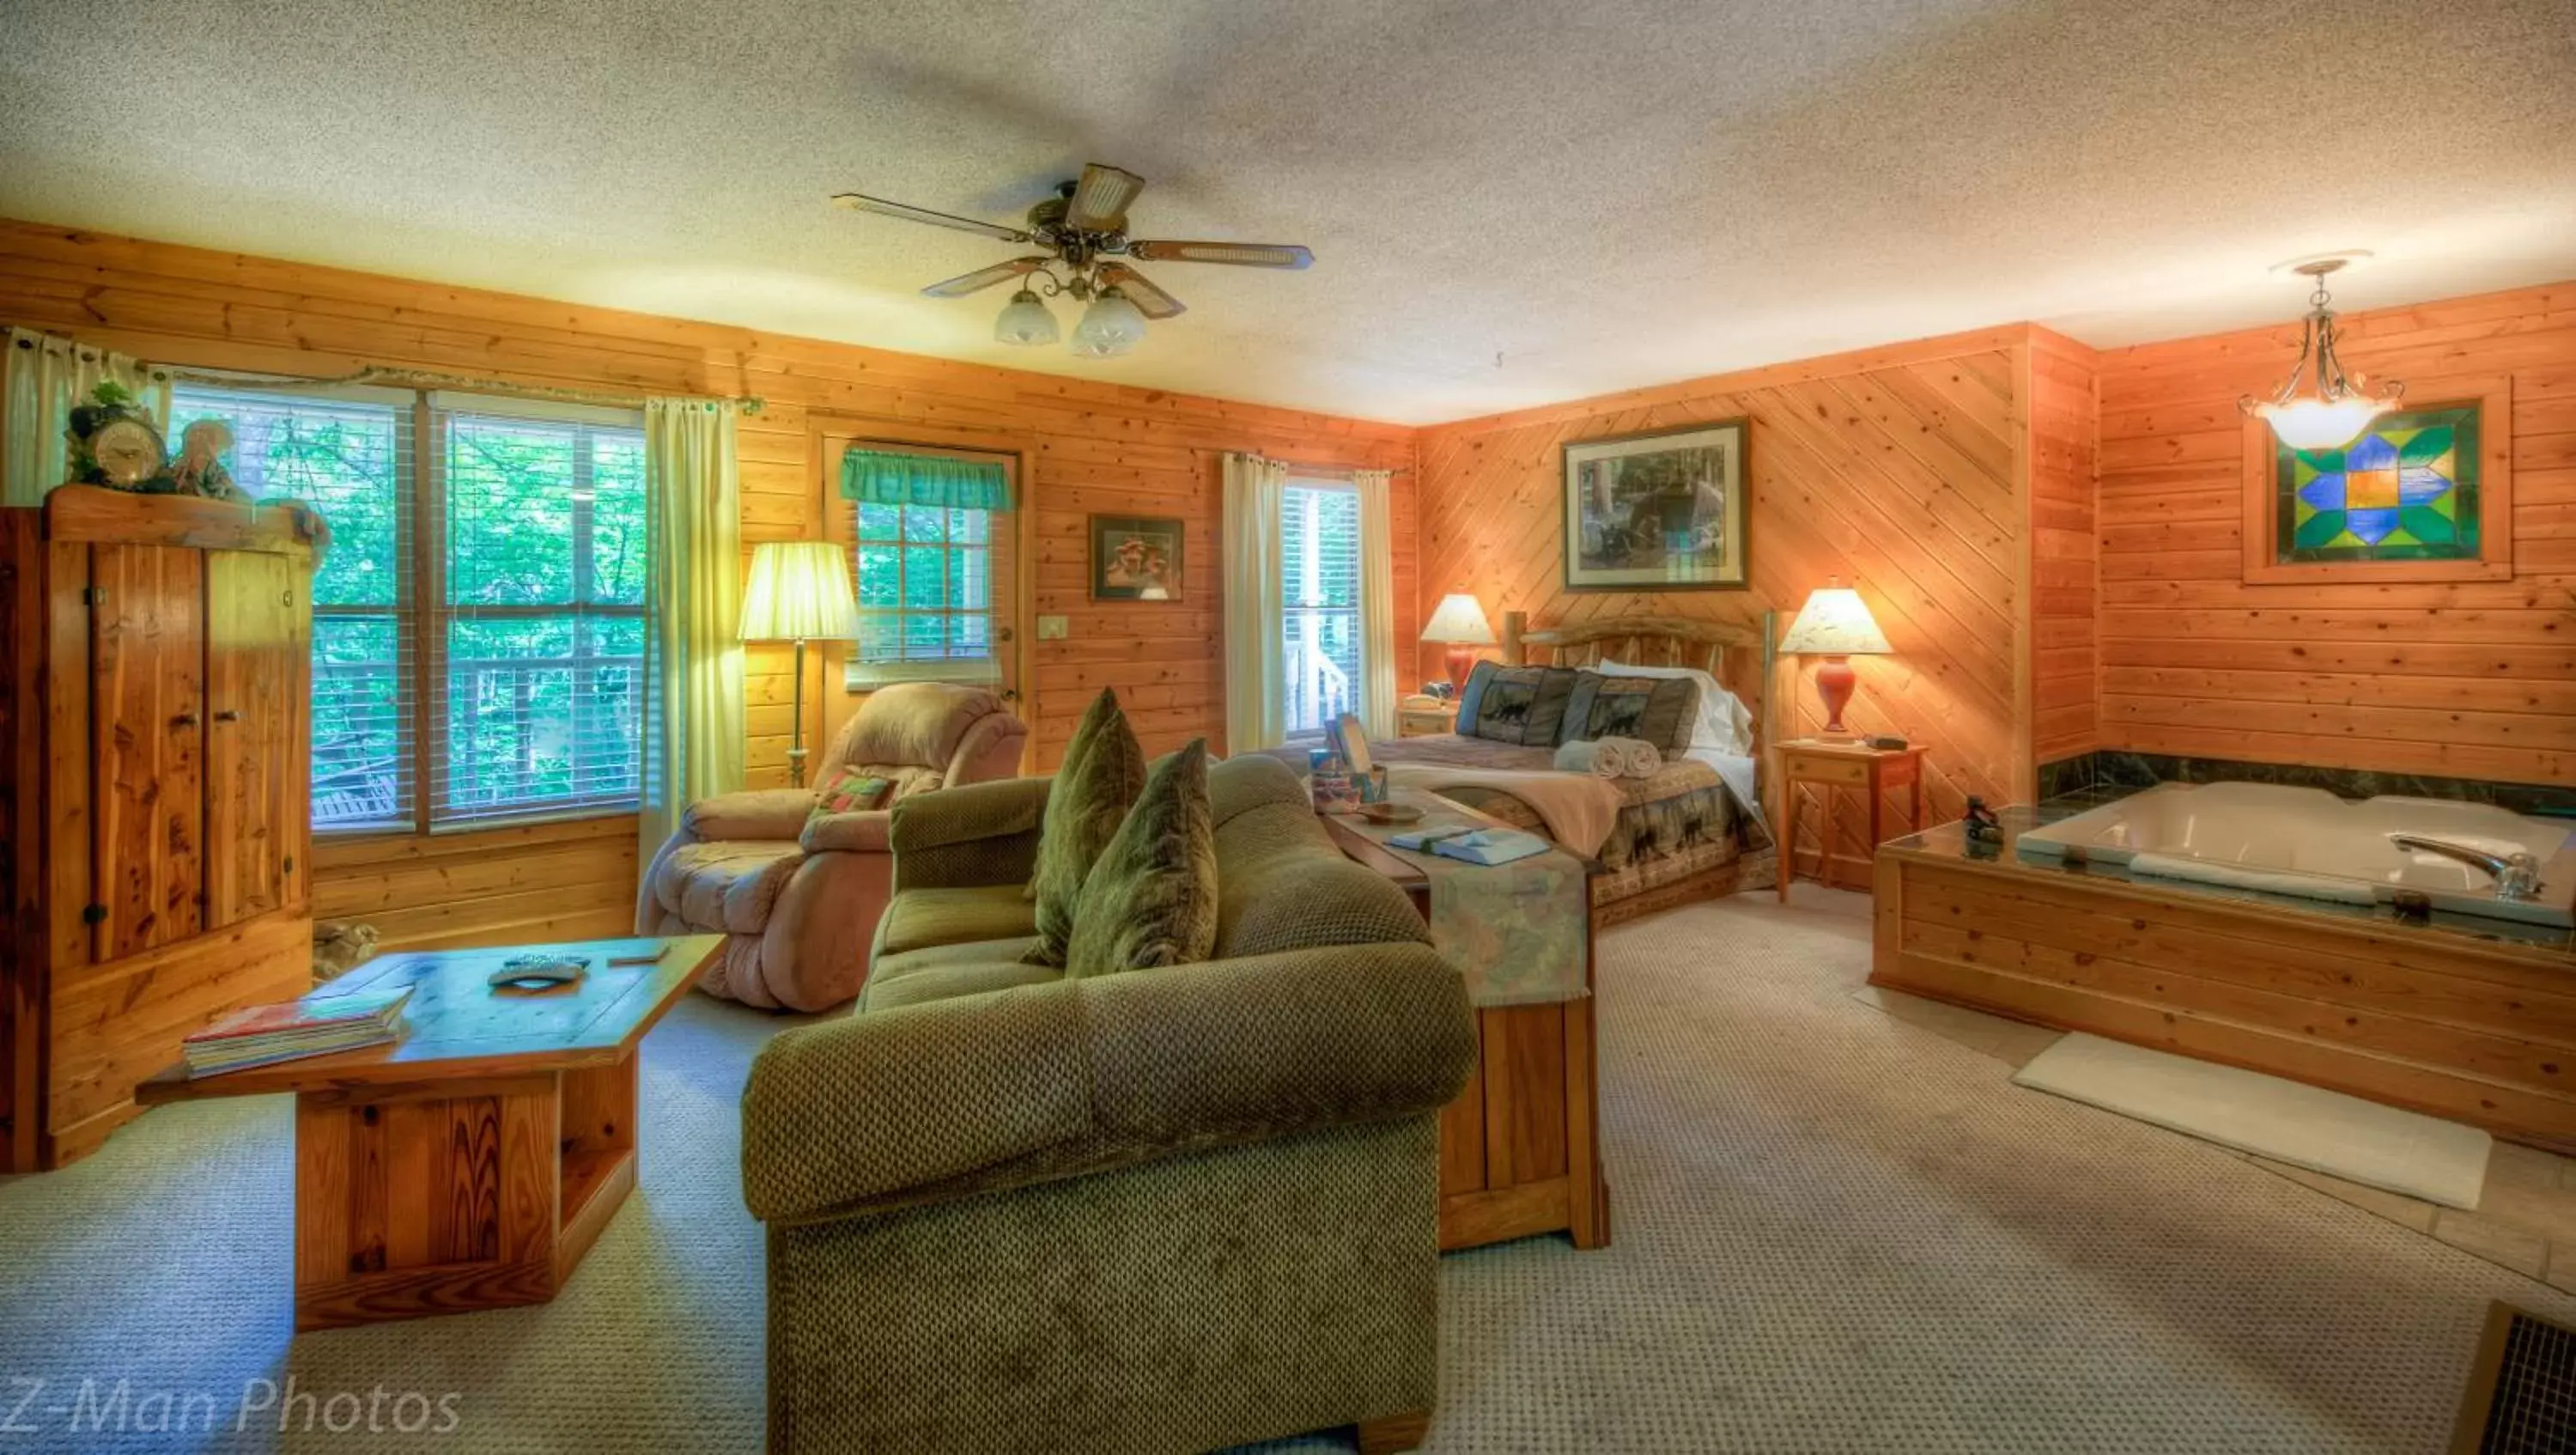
xmin=1279 ymin=611 xmax=1778 ymax=927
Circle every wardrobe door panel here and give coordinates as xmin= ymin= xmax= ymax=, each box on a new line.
xmin=205 ymin=550 xmax=307 ymax=928
xmin=88 ymin=544 xmax=206 ymax=960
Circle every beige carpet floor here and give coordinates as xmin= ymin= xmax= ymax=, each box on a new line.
xmin=3 ymin=886 xmax=2563 ymax=1453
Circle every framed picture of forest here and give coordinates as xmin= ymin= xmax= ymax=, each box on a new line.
xmin=2239 ymin=375 xmax=2513 ymax=585
xmin=1561 ymin=419 xmax=1748 ymax=591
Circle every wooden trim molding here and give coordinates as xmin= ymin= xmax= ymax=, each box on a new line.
xmin=2239 ymin=374 xmax=2514 ymax=586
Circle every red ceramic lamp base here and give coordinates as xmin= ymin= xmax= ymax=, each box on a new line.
xmin=1814 ymin=655 xmax=1859 ymax=741
xmin=1444 ymin=646 xmax=1479 ymax=697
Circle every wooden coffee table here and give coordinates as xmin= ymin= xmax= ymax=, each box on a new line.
xmin=138 ymin=934 xmax=721 ymax=1330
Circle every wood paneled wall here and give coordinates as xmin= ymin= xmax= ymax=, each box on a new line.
xmin=1416 ymin=327 xmax=2057 ymax=883
xmin=0 ymin=219 xmax=1413 ymax=949
xmin=2094 ymin=281 xmax=2576 ymax=785
xmin=2028 ymin=333 xmax=2101 ymax=763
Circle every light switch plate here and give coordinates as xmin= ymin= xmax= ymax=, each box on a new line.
xmin=1036 ymin=614 xmax=1069 ymax=640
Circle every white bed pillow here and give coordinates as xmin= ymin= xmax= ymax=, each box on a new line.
xmin=1597 ymin=658 xmax=1754 ymax=756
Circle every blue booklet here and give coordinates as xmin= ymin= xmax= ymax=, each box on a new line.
xmin=1388 ymin=825 xmax=1552 ymax=867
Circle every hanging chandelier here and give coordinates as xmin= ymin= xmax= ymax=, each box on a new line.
xmin=2239 ymin=254 xmax=2403 ymax=452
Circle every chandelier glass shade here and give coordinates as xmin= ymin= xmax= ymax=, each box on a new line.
xmin=993 ymin=288 xmax=1059 ymax=346
xmin=2240 ymin=259 xmax=2402 ymax=452
xmin=1070 ymin=288 xmax=1149 ymax=359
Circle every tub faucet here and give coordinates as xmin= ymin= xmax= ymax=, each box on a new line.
xmin=2387 ymin=833 xmax=2543 ymax=900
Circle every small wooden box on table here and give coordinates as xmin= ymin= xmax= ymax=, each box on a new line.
xmin=1321 ymin=809 xmax=1607 ymax=1253
xmin=1773 ymin=738 xmax=1927 ymax=898
xmin=138 ymin=934 xmax=720 ymax=1331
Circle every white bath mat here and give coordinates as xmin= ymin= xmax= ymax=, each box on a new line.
xmin=2011 ymin=1033 xmax=2491 ymax=1209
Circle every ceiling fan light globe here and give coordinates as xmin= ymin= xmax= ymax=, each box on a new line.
xmin=1070 ymin=289 xmax=1148 ymax=359
xmin=993 ymin=289 xmax=1058 ymax=346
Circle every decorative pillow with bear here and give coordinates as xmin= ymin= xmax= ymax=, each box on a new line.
xmin=1560 ymin=673 xmax=1701 ymax=756
xmin=1022 ymin=688 xmax=1148 ymax=967
xmin=1454 ymin=661 xmax=1580 ymax=747
xmin=1064 ymin=740 xmax=1218 ymax=977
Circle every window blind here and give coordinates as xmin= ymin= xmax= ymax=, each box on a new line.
xmin=843 ymin=449 xmax=1010 ymax=688
xmin=167 ymin=384 xmax=417 ymax=831
xmin=429 ymin=403 xmax=648 ymax=826
xmin=1280 ymin=482 xmax=1363 ymax=738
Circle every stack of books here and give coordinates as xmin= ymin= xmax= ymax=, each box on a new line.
xmin=181 ymin=985 xmax=413 ymax=1077
xmin=1387 ymin=825 xmax=1553 ymax=867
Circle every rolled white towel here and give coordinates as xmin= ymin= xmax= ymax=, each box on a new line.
xmin=1552 ymin=738 xmax=1623 ymax=779
xmin=1599 ymin=735 xmax=1663 ymax=776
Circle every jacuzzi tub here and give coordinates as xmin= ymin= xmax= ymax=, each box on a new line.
xmin=2016 ymin=782 xmax=2576 ymax=929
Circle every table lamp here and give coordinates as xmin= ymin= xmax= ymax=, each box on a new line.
xmin=740 ymin=541 xmax=861 ymax=786
xmin=1777 ymin=578 xmax=1890 ymax=741
xmin=1420 ymin=593 xmax=1497 ymax=697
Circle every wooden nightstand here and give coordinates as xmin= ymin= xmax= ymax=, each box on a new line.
xmin=1773 ymin=739 xmax=1928 ymax=901
xmin=1398 ymin=706 xmax=1454 ymax=738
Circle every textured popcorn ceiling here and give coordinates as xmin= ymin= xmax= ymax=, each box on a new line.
xmin=2 ymin=0 xmax=2571 ymax=424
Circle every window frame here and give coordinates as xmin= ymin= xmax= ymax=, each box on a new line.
xmin=1278 ymin=477 xmax=1367 ymax=745
xmin=835 ymin=443 xmax=1018 ymax=692
xmin=167 ymin=380 xmax=649 ymax=840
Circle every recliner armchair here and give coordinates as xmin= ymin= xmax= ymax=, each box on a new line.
xmin=636 ymin=680 xmax=1026 ymax=1011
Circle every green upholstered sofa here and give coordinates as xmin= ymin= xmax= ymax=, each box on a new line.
xmin=740 ymin=753 xmax=1479 ymax=1455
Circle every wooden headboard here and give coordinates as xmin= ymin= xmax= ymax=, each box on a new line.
xmin=1498 ymin=610 xmax=1772 ymax=752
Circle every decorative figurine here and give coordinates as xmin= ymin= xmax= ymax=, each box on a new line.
xmin=1963 ymin=795 xmax=2004 ymax=846
xmin=169 ymin=417 xmax=253 ymax=502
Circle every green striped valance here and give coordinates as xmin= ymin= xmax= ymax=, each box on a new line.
xmin=840 ymin=447 xmax=1012 ymax=511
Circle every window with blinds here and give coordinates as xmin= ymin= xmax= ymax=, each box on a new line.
xmin=432 ymin=399 xmax=647 ymax=825
xmin=1280 ymin=482 xmax=1364 ymax=739
xmin=163 ymin=384 xmax=647 ymax=833
xmin=167 ymin=385 xmax=416 ymax=830
xmin=843 ymin=448 xmax=1011 ymax=688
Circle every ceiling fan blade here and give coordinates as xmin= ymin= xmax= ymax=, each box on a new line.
xmin=1095 ymin=263 xmax=1186 ymax=320
xmin=830 ymin=192 xmax=1032 ymax=244
xmin=1125 ymin=240 xmax=1314 ymax=270
xmin=920 ymin=257 xmax=1050 ymax=299
xmin=1065 ymin=163 xmax=1145 ymax=231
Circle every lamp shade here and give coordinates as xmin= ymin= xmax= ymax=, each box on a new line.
xmin=1777 ymin=582 xmax=1889 ymax=655
xmin=740 ymin=541 xmax=860 ymax=642
xmin=1420 ymin=593 xmax=1497 ymax=645
xmin=1069 ymin=289 xmax=1148 ymax=359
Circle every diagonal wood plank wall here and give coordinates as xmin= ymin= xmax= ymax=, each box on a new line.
xmin=0 ymin=218 xmax=1414 ymax=949
xmin=2094 ymin=280 xmax=2576 ymax=786
xmin=1415 ymin=328 xmax=2050 ymax=884
xmin=2028 ymin=333 xmax=2101 ymax=763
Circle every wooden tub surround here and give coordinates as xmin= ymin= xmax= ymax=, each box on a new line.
xmin=1873 ymin=810 xmax=2576 ymax=1154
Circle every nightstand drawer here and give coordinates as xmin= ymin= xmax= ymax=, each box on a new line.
xmin=1788 ymin=754 xmax=1871 ymax=788
xmin=1398 ymin=709 xmax=1453 ymax=738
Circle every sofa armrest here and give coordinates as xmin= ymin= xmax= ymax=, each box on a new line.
xmin=684 ymin=788 xmax=817 ymax=843
xmin=797 ymin=809 xmax=892 ymax=855
xmin=887 ymin=776 xmax=1051 ymax=891
xmin=740 ymin=941 xmax=1474 ymax=1226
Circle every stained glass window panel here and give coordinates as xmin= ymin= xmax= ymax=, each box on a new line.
xmin=2277 ymin=405 xmax=2479 ymax=563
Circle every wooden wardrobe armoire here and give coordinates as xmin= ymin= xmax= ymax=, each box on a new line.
xmin=2 ymin=485 xmax=319 ymax=1171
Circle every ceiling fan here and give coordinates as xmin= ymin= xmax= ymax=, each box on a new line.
xmin=829 ymin=162 xmax=1314 ymax=359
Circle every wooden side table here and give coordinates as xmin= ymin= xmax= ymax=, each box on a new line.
xmin=1774 ymin=739 xmax=1929 ymax=901
xmin=1397 ymin=705 xmax=1454 ymax=737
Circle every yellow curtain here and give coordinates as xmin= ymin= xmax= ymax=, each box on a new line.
xmin=1352 ymin=469 xmax=1399 ymax=740
xmin=640 ymin=398 xmax=747 ymax=864
xmin=3 ymin=327 xmax=172 ymax=506
xmin=1221 ymin=452 xmax=1290 ymax=753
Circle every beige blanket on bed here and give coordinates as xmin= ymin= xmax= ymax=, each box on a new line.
xmin=1382 ymin=764 xmax=1620 ymax=858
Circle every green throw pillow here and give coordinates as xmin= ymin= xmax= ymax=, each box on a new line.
xmin=1021 ymin=688 xmax=1146 ymax=967
xmin=1064 ymin=740 xmax=1218 ymax=977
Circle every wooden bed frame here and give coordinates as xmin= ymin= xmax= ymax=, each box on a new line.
xmin=1497 ymin=609 xmax=1777 ymax=927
